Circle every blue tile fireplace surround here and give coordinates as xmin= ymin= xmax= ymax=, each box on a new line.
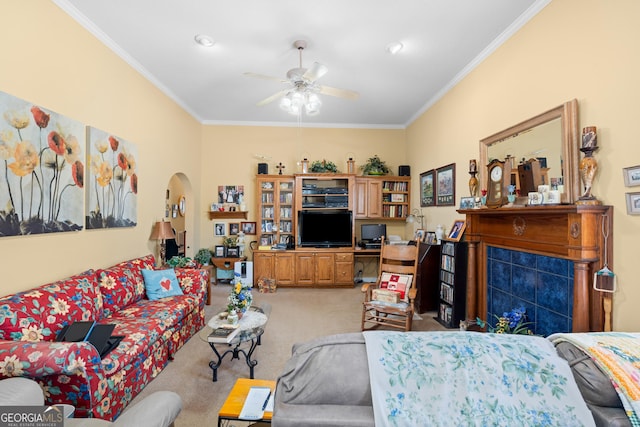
xmin=487 ymin=246 xmax=574 ymax=336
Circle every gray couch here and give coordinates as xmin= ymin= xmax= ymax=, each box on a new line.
xmin=0 ymin=377 xmax=182 ymax=427
xmin=273 ymin=332 xmax=630 ymax=427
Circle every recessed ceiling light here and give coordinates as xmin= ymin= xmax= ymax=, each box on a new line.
xmin=194 ymin=34 xmax=215 ymax=47
xmin=386 ymin=42 xmax=403 ymax=55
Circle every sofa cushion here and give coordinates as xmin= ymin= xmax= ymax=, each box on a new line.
xmin=0 ymin=270 xmax=101 ymax=341
xmin=113 ymin=255 xmax=156 ymax=302
xmin=379 ymin=272 xmax=412 ymax=302
xmin=141 ymin=269 xmax=184 ymax=300
xmin=278 ymin=333 xmax=371 ymax=406
xmin=97 ymin=266 xmax=140 ymax=318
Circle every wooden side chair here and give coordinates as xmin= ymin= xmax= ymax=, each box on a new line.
xmin=361 ymin=238 xmax=419 ymax=331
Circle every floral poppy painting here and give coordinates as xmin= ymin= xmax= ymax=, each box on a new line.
xmin=0 ymin=90 xmax=85 ymax=236
xmin=86 ymin=127 xmax=138 ymax=229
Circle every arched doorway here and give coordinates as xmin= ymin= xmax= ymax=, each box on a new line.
xmin=165 ymin=173 xmax=194 ymax=258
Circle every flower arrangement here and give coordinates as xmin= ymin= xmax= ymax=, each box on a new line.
xmin=222 ymin=236 xmax=238 ymax=247
xmin=310 ymin=159 xmax=338 ymax=173
xmin=475 ymin=306 xmax=533 ymax=335
xmin=228 ymin=272 xmax=253 ymax=314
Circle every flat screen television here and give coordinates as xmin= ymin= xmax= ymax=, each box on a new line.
xmin=298 ymin=210 xmax=353 ymax=248
xmin=361 ymin=223 xmax=387 ymax=242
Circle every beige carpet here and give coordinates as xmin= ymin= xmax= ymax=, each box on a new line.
xmin=129 ymin=284 xmax=446 ymax=426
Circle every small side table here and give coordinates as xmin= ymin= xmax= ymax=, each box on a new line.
xmin=210 ymin=256 xmax=246 ymax=286
xmin=218 ymin=378 xmax=275 ymax=427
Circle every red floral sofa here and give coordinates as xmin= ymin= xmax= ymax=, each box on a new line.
xmin=0 ymin=254 xmax=207 ymax=420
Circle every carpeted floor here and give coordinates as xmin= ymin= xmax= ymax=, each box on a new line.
xmin=129 ymin=283 xmax=446 ymax=426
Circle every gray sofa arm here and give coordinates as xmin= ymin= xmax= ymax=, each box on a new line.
xmin=0 ymin=377 xmax=44 ymax=405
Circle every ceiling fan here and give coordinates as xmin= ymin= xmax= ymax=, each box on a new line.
xmin=244 ymin=40 xmax=359 ymax=116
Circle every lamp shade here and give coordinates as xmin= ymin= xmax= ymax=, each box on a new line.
xmin=150 ymin=221 xmax=175 ymax=240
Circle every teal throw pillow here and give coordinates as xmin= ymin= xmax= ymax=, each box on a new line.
xmin=142 ymin=269 xmax=184 ymax=300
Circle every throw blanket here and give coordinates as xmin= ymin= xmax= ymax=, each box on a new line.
xmin=363 ymin=331 xmax=595 ymax=427
xmin=549 ymin=332 xmax=640 ymax=426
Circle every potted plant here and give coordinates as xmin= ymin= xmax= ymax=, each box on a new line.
xmin=360 ymin=155 xmax=390 ymax=175
xmin=195 ymin=248 xmax=212 ymax=266
xmin=166 ymin=256 xmax=197 ymax=269
xmin=310 ymin=159 xmax=338 ymax=173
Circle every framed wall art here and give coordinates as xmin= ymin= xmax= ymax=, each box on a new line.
xmin=623 ymin=165 xmax=640 ymax=187
xmin=214 ymin=222 xmax=226 ymax=236
xmin=229 ymin=223 xmax=239 ymax=235
xmin=241 ymin=221 xmax=257 ymax=235
xmin=420 ymin=170 xmax=435 ymax=207
xmin=626 ymin=192 xmax=640 ymax=215
xmin=436 ymin=163 xmax=456 ymax=206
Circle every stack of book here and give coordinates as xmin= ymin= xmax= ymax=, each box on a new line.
xmin=208 ymin=325 xmax=240 ymax=343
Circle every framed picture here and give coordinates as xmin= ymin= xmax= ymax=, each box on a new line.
xmin=459 ymin=196 xmax=475 ymax=210
xmin=214 ymin=223 xmax=226 ymax=236
xmin=214 ymin=245 xmax=226 ymax=257
xmin=436 ymin=163 xmax=456 ymax=206
xmin=229 ymin=223 xmax=240 ymax=235
xmin=391 ymin=193 xmax=405 ymax=203
xmin=623 ymin=165 xmax=640 ymax=187
xmin=446 ymin=219 xmax=466 ymax=242
xmin=241 ymin=221 xmax=257 ymax=235
xmin=226 ymin=246 xmax=240 ymax=257
xmin=414 ymin=229 xmax=426 ymax=242
xmin=626 ymin=192 xmax=640 ymax=215
xmin=425 ymin=231 xmax=437 ymax=244
xmin=420 ymin=170 xmax=435 ymax=207
xmin=260 ymin=236 xmax=271 ymax=246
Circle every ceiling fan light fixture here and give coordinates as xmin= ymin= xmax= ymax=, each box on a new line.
xmin=386 ymin=41 xmax=403 ymax=55
xmin=194 ymin=34 xmax=215 ymax=47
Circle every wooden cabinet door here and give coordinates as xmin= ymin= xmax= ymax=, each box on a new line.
xmin=253 ymin=252 xmax=275 ymax=286
xmin=334 ymin=252 xmax=354 ymax=285
xmin=367 ymin=179 xmax=383 ymax=218
xmin=275 ymin=252 xmax=296 ymax=285
xmin=315 ymin=253 xmax=335 ymax=286
xmin=354 ymin=179 xmax=368 ymax=218
xmin=295 ymin=253 xmax=315 ymax=286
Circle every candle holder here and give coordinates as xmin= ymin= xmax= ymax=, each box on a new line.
xmin=468 ymin=159 xmax=479 ymax=197
xmin=577 ymin=126 xmax=602 ymax=205
xmin=301 ymin=158 xmax=309 ymax=174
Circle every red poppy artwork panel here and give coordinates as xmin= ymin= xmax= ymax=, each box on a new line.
xmin=86 ymin=126 xmax=138 ymax=229
xmin=0 ymin=90 xmax=85 ymax=237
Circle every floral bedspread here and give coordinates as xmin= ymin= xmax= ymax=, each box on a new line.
xmin=363 ymin=331 xmax=595 ymax=427
xmin=549 ymin=332 xmax=640 ymax=426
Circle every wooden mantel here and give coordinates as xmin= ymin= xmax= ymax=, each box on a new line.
xmin=460 ymin=204 xmax=613 ymax=332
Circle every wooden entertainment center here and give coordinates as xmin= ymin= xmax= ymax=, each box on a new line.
xmin=253 ymin=173 xmax=410 ymax=287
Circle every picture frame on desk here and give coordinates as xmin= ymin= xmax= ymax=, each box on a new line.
xmin=226 ymin=246 xmax=240 ymax=257
xmin=426 ymin=231 xmax=437 ymax=244
xmin=214 ymin=245 xmax=226 ymax=257
xmin=414 ymin=229 xmax=426 ymax=243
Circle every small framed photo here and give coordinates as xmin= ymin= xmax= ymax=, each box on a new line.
xmin=214 ymin=245 xmax=226 ymax=257
xmin=229 ymin=223 xmax=240 ymax=235
xmin=241 ymin=221 xmax=257 ymax=235
xmin=626 ymin=192 xmax=640 ymax=215
xmin=420 ymin=170 xmax=435 ymax=207
xmin=446 ymin=219 xmax=466 ymax=242
xmin=459 ymin=196 xmax=475 ymax=210
xmin=214 ymin=223 xmax=226 ymax=236
xmin=226 ymin=246 xmax=240 ymax=257
xmin=425 ymin=231 xmax=437 ymax=244
xmin=260 ymin=236 xmax=271 ymax=246
xmin=414 ymin=229 xmax=426 ymax=242
xmin=436 ymin=163 xmax=456 ymax=206
xmin=623 ymin=165 xmax=640 ymax=187
xmin=391 ymin=193 xmax=405 ymax=203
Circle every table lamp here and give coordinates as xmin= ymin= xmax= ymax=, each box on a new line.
xmin=150 ymin=220 xmax=176 ymax=266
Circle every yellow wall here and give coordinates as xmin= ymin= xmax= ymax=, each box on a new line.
xmin=407 ymin=0 xmax=640 ymax=331
xmin=1 ymin=0 xmax=637 ymax=331
xmin=0 ymin=1 xmax=202 ymax=289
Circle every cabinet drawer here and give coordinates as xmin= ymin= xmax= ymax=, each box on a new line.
xmin=334 ymin=253 xmax=353 ymax=262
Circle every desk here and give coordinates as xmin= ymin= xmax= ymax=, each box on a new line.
xmin=353 ymin=248 xmax=380 ymax=283
xmin=218 ymin=378 xmax=275 ymax=426
xmin=210 ymin=256 xmax=246 ymax=286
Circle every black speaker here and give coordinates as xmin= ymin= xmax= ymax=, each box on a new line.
xmin=258 ymin=163 xmax=268 ymax=174
xmin=399 ymin=165 xmax=410 ymax=176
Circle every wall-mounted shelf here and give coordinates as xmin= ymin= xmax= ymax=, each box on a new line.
xmin=207 ymin=211 xmax=248 ymax=220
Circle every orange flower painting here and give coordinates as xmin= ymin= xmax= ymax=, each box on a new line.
xmin=86 ymin=127 xmax=138 ymax=229
xmin=0 ymin=90 xmax=84 ymax=236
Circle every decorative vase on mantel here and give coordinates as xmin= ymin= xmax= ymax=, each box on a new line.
xmin=577 ymin=126 xmax=602 ymax=205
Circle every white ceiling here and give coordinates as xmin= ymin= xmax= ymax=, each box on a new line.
xmin=55 ymin=0 xmax=547 ymax=128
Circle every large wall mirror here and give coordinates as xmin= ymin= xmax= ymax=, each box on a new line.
xmin=479 ymin=99 xmax=579 ymax=204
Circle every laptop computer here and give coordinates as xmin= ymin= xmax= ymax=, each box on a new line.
xmin=56 ymin=321 xmax=122 ymax=358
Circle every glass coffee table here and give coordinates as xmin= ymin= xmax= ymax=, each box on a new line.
xmin=200 ymin=304 xmax=271 ymax=382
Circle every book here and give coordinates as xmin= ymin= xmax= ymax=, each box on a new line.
xmin=208 ymin=326 xmax=240 ymax=343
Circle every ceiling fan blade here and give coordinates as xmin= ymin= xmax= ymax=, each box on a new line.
xmin=243 ymin=72 xmax=289 ymax=83
xmin=302 ymin=62 xmax=328 ymax=82
xmin=256 ymin=89 xmax=288 ymax=106
xmin=319 ymin=85 xmax=359 ymax=100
